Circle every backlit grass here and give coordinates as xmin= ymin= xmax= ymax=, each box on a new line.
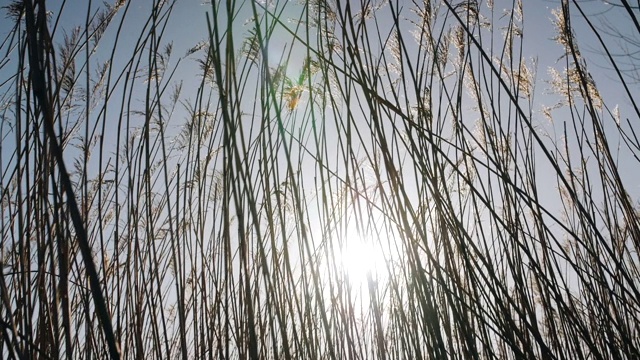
xmin=1 ymin=0 xmax=639 ymax=358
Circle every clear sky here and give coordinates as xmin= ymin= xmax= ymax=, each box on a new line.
xmin=2 ymin=0 xmax=638 ymax=274
xmin=1 ymin=1 xmax=639 ymax=357
xmin=2 ymin=0 xmax=638 ymax=261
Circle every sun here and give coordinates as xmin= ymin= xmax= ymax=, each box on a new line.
xmin=335 ymin=225 xmax=388 ymax=287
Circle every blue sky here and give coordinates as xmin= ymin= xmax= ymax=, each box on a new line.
xmin=1 ymin=1 xmax=639 ymax=357
xmin=2 ymin=0 xmax=638 ymax=225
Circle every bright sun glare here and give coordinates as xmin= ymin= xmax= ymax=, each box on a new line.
xmin=336 ymin=226 xmax=387 ymax=287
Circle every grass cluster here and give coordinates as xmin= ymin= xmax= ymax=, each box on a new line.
xmin=1 ymin=0 xmax=639 ymax=358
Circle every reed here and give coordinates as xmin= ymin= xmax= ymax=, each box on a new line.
xmin=1 ymin=0 xmax=638 ymax=358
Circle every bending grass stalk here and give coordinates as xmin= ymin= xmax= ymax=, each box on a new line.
xmin=22 ymin=0 xmax=120 ymax=359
